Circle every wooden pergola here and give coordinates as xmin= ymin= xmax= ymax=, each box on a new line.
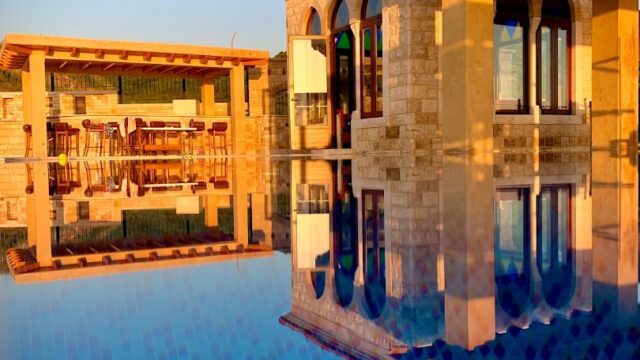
xmin=0 ymin=33 xmax=270 ymax=157
xmin=0 ymin=34 xmax=269 ymax=268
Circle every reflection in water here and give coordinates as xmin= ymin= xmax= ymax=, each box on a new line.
xmin=1 ymin=151 xmax=639 ymax=358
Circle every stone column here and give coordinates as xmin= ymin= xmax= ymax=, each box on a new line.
xmin=591 ymin=0 xmax=639 ymax=325
xmin=442 ymin=159 xmax=495 ymax=350
xmin=592 ymin=0 xmax=638 ymax=150
xmin=441 ymin=0 xmax=494 ymax=155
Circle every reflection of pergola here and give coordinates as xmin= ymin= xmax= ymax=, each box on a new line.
xmin=0 ymin=33 xmax=269 ymax=156
xmin=0 ymin=34 xmax=268 ymax=268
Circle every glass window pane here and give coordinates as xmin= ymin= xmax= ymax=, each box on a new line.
xmin=308 ymin=10 xmax=322 ymax=35
xmin=334 ymin=1 xmax=350 ymax=29
xmin=557 ymin=187 xmax=570 ymax=264
xmin=539 ymin=190 xmax=551 ymax=272
xmin=494 ymin=22 xmax=525 ymax=111
xmin=495 ymin=189 xmax=528 ymax=276
xmin=557 ymin=28 xmax=569 ymax=110
xmin=362 ymin=27 xmax=373 ymax=114
xmin=540 ymin=27 xmax=552 ymax=109
xmin=376 ymin=25 xmax=383 ymax=113
xmin=365 ymin=0 xmax=382 ymax=18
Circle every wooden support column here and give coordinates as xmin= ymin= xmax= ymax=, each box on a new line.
xmin=200 ymin=77 xmax=216 ymax=116
xmin=443 ymin=159 xmax=495 ymax=350
xmin=204 ymin=196 xmax=219 ymax=228
xmin=24 ymin=50 xmax=48 ymax=157
xmin=232 ymin=159 xmax=249 ymax=245
xmin=441 ymin=0 xmax=494 ymax=156
xmin=29 ymin=163 xmax=52 ymax=266
xmin=592 ymin=0 xmax=639 ymax=325
xmin=230 ymin=65 xmax=246 ymax=154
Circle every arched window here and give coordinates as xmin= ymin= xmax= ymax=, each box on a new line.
xmin=361 ymin=0 xmax=383 ymax=118
xmin=538 ymin=0 xmax=571 ymax=114
xmin=362 ymin=190 xmax=385 ymax=318
xmin=307 ymin=8 xmax=322 ymax=35
xmin=494 ymin=0 xmax=529 ymax=113
xmin=332 ymin=0 xmax=350 ymax=30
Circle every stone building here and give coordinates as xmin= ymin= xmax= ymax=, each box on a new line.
xmin=284 ymin=0 xmax=637 ymax=154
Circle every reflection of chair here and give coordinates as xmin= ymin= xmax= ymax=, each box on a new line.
xmin=209 ymin=158 xmax=229 ymax=189
xmin=54 ymin=162 xmax=82 ymax=195
xmin=208 ymin=122 xmax=228 ymax=155
xmin=82 ymin=119 xmax=106 ymax=156
xmin=188 ymin=119 xmax=206 ymax=155
xmin=23 ymin=124 xmax=32 ymax=157
xmin=84 ymin=162 xmax=107 ymax=197
xmin=130 ymin=118 xmax=149 ymax=155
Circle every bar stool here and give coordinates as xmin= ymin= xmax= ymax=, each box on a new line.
xmin=209 ymin=158 xmax=229 ymax=189
xmin=130 ymin=118 xmax=149 ymax=155
xmin=208 ymin=122 xmax=228 ymax=155
xmin=106 ymin=122 xmax=123 ymax=156
xmin=53 ymin=123 xmax=80 ymax=156
xmin=23 ymin=124 xmax=32 ymax=157
xmin=187 ymin=119 xmax=206 ymax=155
xmin=82 ymin=119 xmax=105 ymax=156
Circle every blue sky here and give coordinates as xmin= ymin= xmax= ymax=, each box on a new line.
xmin=0 ymin=0 xmax=287 ymax=56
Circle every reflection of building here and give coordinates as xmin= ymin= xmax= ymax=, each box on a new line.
xmin=280 ymin=150 xmax=637 ymax=357
xmin=3 ymin=157 xmax=291 ymax=283
xmin=285 ymin=0 xmax=636 ymax=155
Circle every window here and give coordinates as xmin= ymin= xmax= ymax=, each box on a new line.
xmin=297 ymin=184 xmax=329 ymax=214
xmin=6 ymin=198 xmax=18 ymax=221
xmin=2 ymin=98 xmax=12 ymax=119
xmin=274 ymin=90 xmax=289 ymax=116
xmin=74 ymin=96 xmax=87 ymax=115
xmin=362 ymin=190 xmax=384 ymax=280
xmin=361 ymin=0 xmax=383 ymax=118
xmin=537 ymin=185 xmax=571 ymax=272
xmin=333 ymin=1 xmax=349 ymax=29
xmin=537 ymin=0 xmax=571 ymax=114
xmin=495 ymin=188 xmax=530 ymax=276
xmin=494 ymin=0 xmax=529 ymax=113
xmin=307 ymin=8 xmax=322 ymax=35
xmin=78 ymin=201 xmax=90 ymax=221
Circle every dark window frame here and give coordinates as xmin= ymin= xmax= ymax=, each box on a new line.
xmin=362 ymin=189 xmax=384 ymax=280
xmin=494 ymin=9 xmax=530 ymax=115
xmin=74 ymin=96 xmax=87 ymax=115
xmin=361 ymin=13 xmax=383 ymax=118
xmin=536 ymin=18 xmax=572 ymax=115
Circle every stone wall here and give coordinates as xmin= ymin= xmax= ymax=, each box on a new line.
xmin=285 ymin=0 xmax=594 ymax=153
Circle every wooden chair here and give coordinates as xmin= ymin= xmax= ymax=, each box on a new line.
xmin=53 ymin=122 xmax=80 ymax=156
xmin=106 ymin=121 xmax=124 ymax=156
xmin=82 ymin=119 xmax=105 ymax=156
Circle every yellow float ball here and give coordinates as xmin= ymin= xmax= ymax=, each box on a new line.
xmin=58 ymin=153 xmax=68 ymax=166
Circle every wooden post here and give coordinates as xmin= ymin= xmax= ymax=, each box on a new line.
xmin=230 ymin=65 xmax=246 ymax=154
xmin=200 ymin=77 xmax=216 ymax=116
xmin=30 ymin=163 xmax=52 ymax=266
xmin=24 ymin=50 xmax=48 ymax=157
xmin=232 ymin=159 xmax=249 ymax=245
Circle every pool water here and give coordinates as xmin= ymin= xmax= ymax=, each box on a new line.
xmin=0 ymin=154 xmax=638 ymax=359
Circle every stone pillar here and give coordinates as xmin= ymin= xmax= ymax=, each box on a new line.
xmin=592 ymin=0 xmax=638 ymax=150
xmin=230 ymin=65 xmax=246 ymax=154
xmin=23 ymin=50 xmax=47 ymax=157
xmin=591 ymin=0 xmax=639 ymax=325
xmin=29 ymin=163 xmax=52 ymax=266
xmin=441 ymin=0 xmax=494 ymax=155
xmin=443 ymin=159 xmax=495 ymax=350
xmin=200 ymin=77 xmax=216 ymax=116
